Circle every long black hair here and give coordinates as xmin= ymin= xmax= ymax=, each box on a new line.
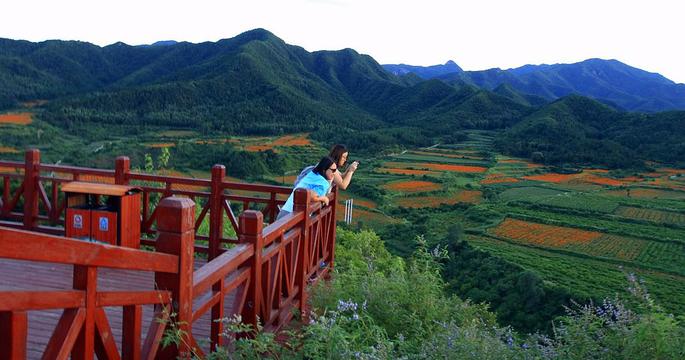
xmin=312 ymin=156 xmax=335 ymax=176
xmin=328 ymin=144 xmax=348 ymax=166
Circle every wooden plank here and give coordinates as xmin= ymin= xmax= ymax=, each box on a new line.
xmin=61 ymin=182 xmax=140 ymax=197
xmin=0 ymin=227 xmax=178 ymax=273
xmin=0 ymin=291 xmax=84 ymax=311
xmin=96 ymin=291 xmax=171 ymax=307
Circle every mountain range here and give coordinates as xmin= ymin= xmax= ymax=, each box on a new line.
xmin=384 ymin=59 xmax=685 ymax=112
xmin=1 ymin=28 xmax=684 ymax=167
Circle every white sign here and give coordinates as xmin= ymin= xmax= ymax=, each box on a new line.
xmin=73 ymin=214 xmax=83 ymax=229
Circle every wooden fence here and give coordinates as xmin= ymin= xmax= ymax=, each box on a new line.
xmin=0 ymin=149 xmax=338 ymax=359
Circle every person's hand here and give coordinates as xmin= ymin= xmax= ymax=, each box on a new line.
xmin=349 ymin=161 xmax=359 ymax=172
xmin=321 ymin=196 xmax=330 ymax=206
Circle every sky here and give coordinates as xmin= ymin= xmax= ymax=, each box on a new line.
xmin=2 ymin=0 xmax=684 ymax=84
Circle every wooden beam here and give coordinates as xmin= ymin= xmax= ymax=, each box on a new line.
xmin=0 ymin=291 xmax=84 ymax=311
xmin=0 ymin=226 xmax=178 ymax=273
xmin=42 ymin=308 xmax=86 ymax=360
xmin=96 ymin=291 xmax=172 ymax=307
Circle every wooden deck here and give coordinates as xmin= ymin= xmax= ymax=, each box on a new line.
xmin=0 ymin=256 xmax=237 ymax=359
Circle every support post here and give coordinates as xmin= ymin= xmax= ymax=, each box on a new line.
xmin=328 ymin=186 xmax=338 ymax=271
xmin=71 ymin=266 xmax=97 ymax=360
xmin=209 ymin=165 xmax=225 ymax=261
xmin=239 ymin=211 xmax=263 ymax=332
xmin=293 ymin=189 xmax=311 ymax=319
xmin=154 ymin=197 xmax=196 ymax=359
xmin=23 ymin=149 xmax=40 ymax=230
xmin=0 ymin=311 xmax=28 ymax=360
xmin=122 ymin=305 xmax=142 ymax=360
xmin=115 ymin=156 xmax=130 ymax=185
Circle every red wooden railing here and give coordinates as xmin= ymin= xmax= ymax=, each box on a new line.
xmin=0 ymin=149 xmax=338 ymax=359
xmin=0 ymin=149 xmax=304 ymax=260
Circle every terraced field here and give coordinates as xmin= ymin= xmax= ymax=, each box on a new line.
xmin=467 ymin=235 xmax=685 ymax=315
xmin=340 ymin=130 xmax=685 ymax=320
xmin=615 ymin=206 xmax=685 ymax=225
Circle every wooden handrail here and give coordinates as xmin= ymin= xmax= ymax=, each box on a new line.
xmin=41 ymin=164 xmax=115 ymax=176
xmin=0 ymin=226 xmax=178 ymax=273
xmin=192 ymin=243 xmax=253 ymax=296
xmin=129 ymin=172 xmax=211 ymax=187
xmin=0 ymin=291 xmax=85 ymax=311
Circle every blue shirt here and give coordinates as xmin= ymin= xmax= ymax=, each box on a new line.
xmin=281 ymin=171 xmax=330 ymax=212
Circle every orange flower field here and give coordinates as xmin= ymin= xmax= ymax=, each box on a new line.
xmin=145 ymin=143 xmax=176 ymax=148
xmin=271 ymin=134 xmax=312 ymax=146
xmin=0 ymin=146 xmax=19 ymax=153
xmin=244 ymin=134 xmax=312 ymax=152
xmin=523 ymin=173 xmax=578 ymax=183
xmin=382 ymin=180 xmax=441 ymax=192
xmin=490 ymin=218 xmax=602 ymax=247
xmin=0 ymin=112 xmax=33 ymax=125
xmin=481 ymin=173 xmax=519 ymax=184
xmin=583 ymin=175 xmax=624 ymax=187
xmin=244 ymin=145 xmax=273 ymax=152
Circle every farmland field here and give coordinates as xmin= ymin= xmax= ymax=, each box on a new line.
xmin=334 ymin=130 xmax=685 ymax=323
xmin=0 ymin=112 xmax=33 ymax=125
xmin=467 ymin=235 xmax=685 ymax=315
xmin=382 ymin=180 xmax=442 ymax=193
xmin=615 ymin=206 xmax=685 ymax=225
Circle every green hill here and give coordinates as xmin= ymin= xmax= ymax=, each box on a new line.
xmin=495 ymin=95 xmax=685 ymax=168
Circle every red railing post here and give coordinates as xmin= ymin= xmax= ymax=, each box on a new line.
xmin=23 ymin=149 xmax=40 ymax=230
xmin=122 ymin=305 xmax=142 ymax=360
xmin=115 ymin=156 xmax=130 ymax=185
xmin=72 ymin=266 xmax=97 ymax=360
xmin=154 ymin=197 xmax=196 ymax=359
xmin=209 ymin=165 xmax=226 ymax=261
xmin=0 ymin=311 xmax=28 ymax=360
xmin=328 ymin=186 xmax=338 ymax=270
xmin=293 ymin=189 xmax=311 ymax=318
xmin=239 ymin=210 xmax=263 ymax=332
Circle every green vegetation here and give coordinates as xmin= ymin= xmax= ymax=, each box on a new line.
xmin=162 ymin=229 xmax=685 ymax=359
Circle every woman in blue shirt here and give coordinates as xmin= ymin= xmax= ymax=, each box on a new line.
xmin=277 ymin=156 xmax=337 ymax=220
